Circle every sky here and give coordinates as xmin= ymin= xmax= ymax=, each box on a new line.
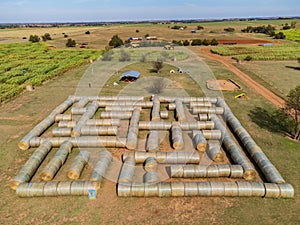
xmin=0 ymin=0 xmax=299 ymax=23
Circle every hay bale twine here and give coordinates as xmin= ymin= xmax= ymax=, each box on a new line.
xmin=144 ymin=157 xmax=158 ymax=172
xmin=171 ymin=182 xmax=185 ymax=197
xmin=278 ymin=183 xmax=294 ymax=199
xmin=198 ymin=182 xmax=212 ymax=196
xmin=144 ymin=172 xmax=159 ymax=183
xmin=264 ymin=183 xmax=281 ymax=198
xmin=131 ymin=183 xmax=145 ymax=197
xmin=158 ymin=182 xmax=172 ymax=197
xmin=117 ymin=183 xmax=132 ymax=197
xmin=237 ymin=181 xmax=253 ymax=197
xmin=144 ymin=183 xmax=159 ymax=197
xmin=223 ymin=182 xmax=238 ymax=197
xmin=210 ymin=182 xmax=225 ymax=196
xmin=184 ymin=182 xmax=199 ymax=196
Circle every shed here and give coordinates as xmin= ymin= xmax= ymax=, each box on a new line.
xmin=120 ymin=70 xmax=140 ymax=82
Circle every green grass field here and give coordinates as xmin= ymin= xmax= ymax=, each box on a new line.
xmin=277 ymin=29 xmax=300 ymax=41
xmin=210 ymin=42 xmax=300 ymax=60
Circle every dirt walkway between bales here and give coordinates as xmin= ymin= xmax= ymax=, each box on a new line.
xmin=200 ymin=47 xmax=286 ymax=108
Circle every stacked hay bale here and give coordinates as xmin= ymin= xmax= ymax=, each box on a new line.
xmin=126 ymin=108 xmax=141 ymax=150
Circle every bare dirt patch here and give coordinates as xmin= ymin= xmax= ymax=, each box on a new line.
xmin=207 ymin=79 xmax=242 ymax=92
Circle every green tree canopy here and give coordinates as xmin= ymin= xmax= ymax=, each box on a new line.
xmin=109 ymin=35 xmax=124 ymax=48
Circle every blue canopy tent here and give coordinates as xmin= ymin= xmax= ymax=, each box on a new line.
xmin=120 ymin=70 xmax=140 ymax=82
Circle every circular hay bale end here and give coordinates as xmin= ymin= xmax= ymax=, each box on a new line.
xmin=18 ymin=141 xmax=30 ymax=151
xmin=243 ymin=170 xmax=256 ymax=181
xmin=67 ymin=171 xmax=80 ymax=180
xmin=41 ymin=172 xmax=54 ymax=182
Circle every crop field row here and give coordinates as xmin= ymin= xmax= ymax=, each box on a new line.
xmin=0 ymin=42 xmax=101 ymax=102
xmin=210 ymin=43 xmax=300 ymax=60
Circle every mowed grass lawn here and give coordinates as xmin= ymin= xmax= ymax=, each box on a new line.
xmin=236 ymin=61 xmax=300 ymax=98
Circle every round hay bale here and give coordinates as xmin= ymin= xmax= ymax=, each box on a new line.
xmin=230 ymin=165 xmax=244 ymax=178
xmin=166 ymin=152 xmax=178 ymax=164
xmin=158 ymin=182 xmax=172 ymax=197
xmin=223 ymin=182 xmax=238 ymax=197
xmin=210 ymin=182 xmax=225 ymax=196
xmin=237 ymin=181 xmax=253 ymax=197
xmin=57 ymin=181 xmax=72 ymax=196
xmin=160 ymin=110 xmax=169 ymax=119
xmin=171 ymin=182 xmax=185 ymax=197
xmin=156 ymin=152 xmax=167 ymax=163
xmin=250 ymin=182 xmax=266 ymax=197
xmin=146 ymin=131 xmax=159 ymax=152
xmin=217 ymin=164 xmax=231 ymax=177
xmin=144 ymin=157 xmax=158 ymax=172
xmin=193 ymin=130 xmax=207 ymax=152
xmin=170 ymin=165 xmax=184 ymax=178
xmin=144 ymin=183 xmax=159 ymax=197
xmin=43 ymin=182 xmax=58 ymax=196
xmin=16 ymin=183 xmax=32 ymax=197
xmin=198 ymin=182 xmax=212 ymax=196
xmin=207 ymin=142 xmax=224 ymax=162
xmin=131 ymin=183 xmax=145 ymax=197
xmin=198 ymin=114 xmax=212 ymax=121
xmin=206 ymin=165 xmax=219 ymax=177
xmin=194 ymin=165 xmax=208 ymax=178
xmin=264 ymin=183 xmax=281 ymax=198
xmin=118 ymin=157 xmax=136 ymax=183
xmin=117 ymin=183 xmax=131 ymax=197
xmin=183 ymin=165 xmax=195 ymax=178
xmin=278 ymin=183 xmax=294 ymax=199
xmin=70 ymin=181 xmax=85 ymax=196
xmin=171 ymin=123 xmax=184 ymax=150
xmin=184 ymin=182 xmax=198 ymax=196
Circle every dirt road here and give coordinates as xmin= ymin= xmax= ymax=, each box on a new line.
xmin=200 ymin=47 xmax=286 ymax=108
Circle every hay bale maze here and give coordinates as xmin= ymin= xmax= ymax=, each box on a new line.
xmin=11 ymin=95 xmax=294 ymax=199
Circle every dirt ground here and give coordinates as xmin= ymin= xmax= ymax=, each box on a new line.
xmin=207 ymin=79 xmax=242 ymax=92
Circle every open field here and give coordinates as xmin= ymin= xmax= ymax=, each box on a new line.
xmin=276 ymin=29 xmax=300 ymax=41
xmin=210 ymin=42 xmax=300 ymax=60
xmin=235 ymin=61 xmax=300 ymax=98
xmin=0 ymin=19 xmax=299 ymax=224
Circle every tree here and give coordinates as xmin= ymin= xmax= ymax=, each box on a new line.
xmin=109 ymin=35 xmax=124 ymax=48
xmin=191 ymin=39 xmax=202 ymax=46
xmin=152 ymin=60 xmax=163 ymax=73
xmin=210 ymin=38 xmax=219 ymax=46
xmin=274 ymin=32 xmax=286 ymax=39
xmin=102 ymin=50 xmax=114 ymax=61
xmin=285 ymin=85 xmax=300 ymax=140
xmin=42 ymin=33 xmax=52 ymax=41
xmin=202 ymin=39 xmax=210 ymax=46
xmin=149 ymin=77 xmax=167 ymax=94
xmin=136 ymin=29 xmax=139 ymax=33
xmin=29 ymin=35 xmax=40 ymax=43
xmin=66 ymin=38 xmax=76 ymax=47
xmin=85 ymin=31 xmax=90 ymax=34
xmin=183 ymin=40 xmax=190 ymax=46
xmin=197 ymin=25 xmax=204 ymax=30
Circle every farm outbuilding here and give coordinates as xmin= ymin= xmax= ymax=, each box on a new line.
xmin=120 ymin=70 xmax=140 ymax=82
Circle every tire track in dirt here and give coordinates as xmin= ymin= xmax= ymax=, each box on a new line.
xmin=200 ymin=47 xmax=286 ymax=108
